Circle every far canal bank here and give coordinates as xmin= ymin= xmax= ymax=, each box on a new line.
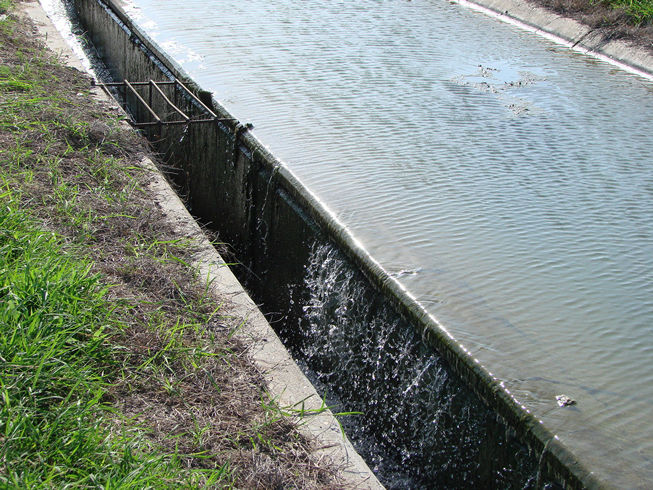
xmin=462 ymin=0 xmax=653 ymax=79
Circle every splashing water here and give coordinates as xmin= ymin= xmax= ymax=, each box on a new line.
xmin=295 ymin=242 xmax=539 ymax=488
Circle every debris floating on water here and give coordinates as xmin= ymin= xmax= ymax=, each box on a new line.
xmin=556 ymin=394 xmax=576 ymax=407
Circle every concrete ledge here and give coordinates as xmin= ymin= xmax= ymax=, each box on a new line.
xmin=24 ymin=2 xmax=382 ymax=487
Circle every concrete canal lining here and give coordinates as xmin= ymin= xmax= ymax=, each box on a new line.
xmin=69 ymin=0 xmax=622 ymax=486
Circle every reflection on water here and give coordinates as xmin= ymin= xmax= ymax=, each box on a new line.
xmin=123 ymin=0 xmax=653 ymax=484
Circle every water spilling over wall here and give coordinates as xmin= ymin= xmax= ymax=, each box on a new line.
xmin=71 ymin=0 xmax=599 ymax=486
xmin=296 ymin=243 xmax=539 ymax=487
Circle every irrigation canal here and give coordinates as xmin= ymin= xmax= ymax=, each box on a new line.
xmin=56 ymin=0 xmax=653 ymax=485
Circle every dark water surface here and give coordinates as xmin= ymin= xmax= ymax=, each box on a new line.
xmin=113 ymin=0 xmax=653 ymax=484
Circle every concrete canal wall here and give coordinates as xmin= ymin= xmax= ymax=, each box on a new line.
xmin=73 ymin=0 xmax=602 ymax=486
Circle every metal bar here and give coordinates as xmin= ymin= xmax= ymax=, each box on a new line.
xmin=133 ymin=121 xmax=186 ymax=128
xmin=124 ymin=80 xmax=161 ymax=123
xmin=132 ymin=121 xmax=166 ymax=128
xmin=133 ymin=116 xmax=235 ymax=125
xmin=98 ymin=79 xmax=236 ymax=125
xmin=174 ymin=79 xmax=219 ymax=119
xmin=148 ymin=80 xmax=154 ymax=117
xmin=188 ymin=119 xmax=227 ymax=124
xmin=150 ymin=80 xmax=189 ymax=121
xmin=131 ymin=119 xmax=224 ymax=128
xmin=97 ymin=81 xmax=126 ymax=113
xmin=100 ymin=80 xmax=175 ymax=87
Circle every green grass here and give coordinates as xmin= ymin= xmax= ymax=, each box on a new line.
xmin=0 ymin=189 xmax=219 ymax=487
xmin=588 ymin=0 xmax=653 ymax=27
xmin=0 ymin=7 xmax=234 ymax=487
xmin=605 ymin=0 xmax=653 ymax=24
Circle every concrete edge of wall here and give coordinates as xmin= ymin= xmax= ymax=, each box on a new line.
xmin=24 ymin=2 xmax=383 ymax=487
xmin=456 ymin=0 xmax=653 ymax=80
xmin=71 ymin=0 xmax=610 ymax=486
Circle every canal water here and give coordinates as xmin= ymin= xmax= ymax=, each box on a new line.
xmin=109 ymin=0 xmax=652 ymax=484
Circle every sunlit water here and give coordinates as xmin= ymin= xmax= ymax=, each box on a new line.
xmin=116 ymin=0 xmax=653 ymax=483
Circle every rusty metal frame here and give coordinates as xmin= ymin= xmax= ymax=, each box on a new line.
xmin=99 ymin=78 xmax=236 ymax=128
